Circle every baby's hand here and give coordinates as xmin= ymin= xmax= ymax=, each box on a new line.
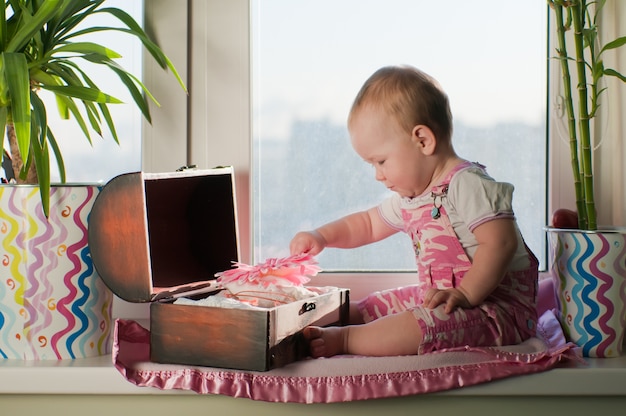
xmin=289 ymin=230 xmax=327 ymax=256
xmin=422 ymin=288 xmax=472 ymax=314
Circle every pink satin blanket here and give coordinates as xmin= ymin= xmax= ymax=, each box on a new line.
xmin=112 ymin=279 xmax=580 ymax=403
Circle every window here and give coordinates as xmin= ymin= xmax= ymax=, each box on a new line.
xmin=252 ymin=0 xmax=548 ymax=270
xmin=33 ymin=1 xmax=548 ymax=272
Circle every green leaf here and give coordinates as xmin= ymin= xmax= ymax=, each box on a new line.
xmin=62 ymin=25 xmax=187 ymax=93
xmin=89 ymin=55 xmax=161 ymax=109
xmin=41 ymin=61 xmax=83 ymax=88
xmin=82 ymin=99 xmax=103 ymax=136
xmin=113 ymin=70 xmax=153 ymax=123
xmin=76 ymin=66 xmax=119 ymax=143
xmin=30 ymin=89 xmax=48 ymax=149
xmin=29 ymin=67 xmax=62 ymax=87
xmin=604 ymin=68 xmax=626 ymax=83
xmin=96 ymin=7 xmax=169 ymax=68
xmin=29 ymin=113 xmax=50 ymax=217
xmin=55 ymin=93 xmax=70 ymax=119
xmin=592 ymin=59 xmax=604 ymax=83
xmin=56 ymin=94 xmax=93 ymax=144
xmin=49 ymin=42 xmax=122 ymax=59
xmin=46 ymin=128 xmax=66 ymax=183
xmin=90 ymin=59 xmax=154 ymax=122
xmin=39 ymin=84 xmax=123 ymax=103
xmin=29 ymin=91 xmax=51 ymax=215
xmin=51 ymin=1 xmax=102 ymax=43
xmin=600 ymin=36 xmax=626 ymax=54
xmin=5 ymin=0 xmax=62 ymax=53
xmin=0 ymin=107 xmax=7 ymax=150
xmin=97 ymin=101 xmax=118 ymax=144
xmin=0 ymin=2 xmax=7 ymax=51
xmin=2 ymin=52 xmax=31 ymax=163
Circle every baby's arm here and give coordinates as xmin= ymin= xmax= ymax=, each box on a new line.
xmin=423 ymin=218 xmax=518 ymax=313
xmin=290 ymin=207 xmax=397 ymax=255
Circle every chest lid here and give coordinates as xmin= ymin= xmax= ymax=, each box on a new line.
xmin=88 ymin=167 xmax=240 ymax=303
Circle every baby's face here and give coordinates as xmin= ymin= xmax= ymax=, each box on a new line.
xmin=348 ymin=107 xmax=434 ymax=198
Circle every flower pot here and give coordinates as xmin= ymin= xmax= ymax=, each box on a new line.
xmin=546 ymin=227 xmax=626 ymax=357
xmin=0 ymin=184 xmax=113 ymax=359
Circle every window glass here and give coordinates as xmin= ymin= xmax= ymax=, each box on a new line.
xmin=253 ymin=0 xmax=547 ymax=270
xmin=42 ymin=0 xmax=144 ymax=184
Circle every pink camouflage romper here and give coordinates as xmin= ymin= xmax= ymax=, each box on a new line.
xmin=357 ymin=162 xmax=538 ymax=354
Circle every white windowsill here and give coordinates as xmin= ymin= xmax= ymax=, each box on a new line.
xmin=2 ymin=273 xmax=626 ymax=397
xmin=1 ymin=343 xmax=626 ymax=396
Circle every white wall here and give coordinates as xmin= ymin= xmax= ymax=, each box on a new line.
xmin=595 ymin=0 xmax=626 ymax=226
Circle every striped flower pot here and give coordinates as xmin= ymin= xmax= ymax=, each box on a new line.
xmin=547 ymin=227 xmax=626 ymax=357
xmin=0 ymin=185 xmax=113 ymax=360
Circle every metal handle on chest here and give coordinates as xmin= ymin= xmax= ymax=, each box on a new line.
xmin=299 ymin=302 xmax=316 ymax=315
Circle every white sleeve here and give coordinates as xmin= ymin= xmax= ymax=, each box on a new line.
xmin=448 ymin=168 xmax=515 ymax=232
xmin=377 ymin=194 xmax=405 ymax=231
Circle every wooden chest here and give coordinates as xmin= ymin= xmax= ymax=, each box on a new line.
xmin=88 ymin=167 xmax=349 ymax=371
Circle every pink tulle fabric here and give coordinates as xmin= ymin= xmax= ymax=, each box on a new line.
xmin=215 ymin=253 xmax=321 ymax=288
xmin=113 ymin=279 xmax=579 ymax=403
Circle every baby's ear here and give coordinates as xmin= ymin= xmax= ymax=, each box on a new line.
xmin=412 ymin=125 xmax=437 ymax=155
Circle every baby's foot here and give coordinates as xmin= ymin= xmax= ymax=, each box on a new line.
xmin=303 ymin=326 xmax=348 ymax=358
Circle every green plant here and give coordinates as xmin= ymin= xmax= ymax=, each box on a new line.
xmin=548 ymin=0 xmax=626 ymax=230
xmin=0 ymin=0 xmax=186 ymax=216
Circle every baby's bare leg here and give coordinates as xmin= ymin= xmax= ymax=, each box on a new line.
xmin=304 ymin=310 xmax=422 ymax=358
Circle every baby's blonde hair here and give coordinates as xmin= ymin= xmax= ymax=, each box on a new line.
xmin=349 ymin=65 xmax=453 ymax=143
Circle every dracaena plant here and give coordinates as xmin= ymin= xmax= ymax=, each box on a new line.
xmin=0 ymin=0 xmax=186 ymax=216
xmin=548 ymin=0 xmax=626 ymax=230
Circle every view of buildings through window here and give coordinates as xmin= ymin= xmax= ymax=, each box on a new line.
xmin=253 ymin=0 xmax=548 ymax=270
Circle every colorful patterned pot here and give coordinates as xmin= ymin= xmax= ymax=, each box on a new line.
xmin=0 ymin=185 xmax=113 ymax=359
xmin=546 ymin=227 xmax=626 ymax=357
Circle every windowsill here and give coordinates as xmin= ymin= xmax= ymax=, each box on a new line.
xmin=1 ymin=343 xmax=626 ymax=396
xmin=3 ymin=272 xmax=626 ymax=397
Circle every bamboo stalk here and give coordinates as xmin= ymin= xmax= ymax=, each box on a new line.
xmin=553 ymin=1 xmax=587 ymax=229
xmin=572 ymin=0 xmax=597 ymax=230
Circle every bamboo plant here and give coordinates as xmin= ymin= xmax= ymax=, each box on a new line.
xmin=548 ymin=0 xmax=626 ymax=230
xmin=0 ymin=0 xmax=186 ymax=217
